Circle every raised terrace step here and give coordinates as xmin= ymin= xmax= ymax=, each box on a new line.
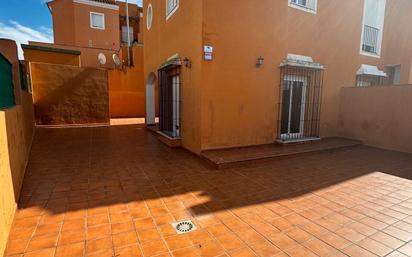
xmin=201 ymin=137 xmax=362 ymax=169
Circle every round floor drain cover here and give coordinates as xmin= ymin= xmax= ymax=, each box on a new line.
xmin=172 ymin=220 xmax=197 ymax=234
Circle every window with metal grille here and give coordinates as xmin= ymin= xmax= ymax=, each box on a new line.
xmin=361 ymin=0 xmax=386 ymax=56
xmin=356 ymin=74 xmax=385 ymax=87
xmin=166 ymin=0 xmax=179 ymax=19
xmin=278 ymin=65 xmax=324 ymax=142
xmin=289 ymin=0 xmax=317 ymax=13
xmin=0 ymin=53 xmax=16 ymax=109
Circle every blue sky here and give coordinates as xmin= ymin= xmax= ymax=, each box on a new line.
xmin=0 ymin=0 xmax=142 ymax=58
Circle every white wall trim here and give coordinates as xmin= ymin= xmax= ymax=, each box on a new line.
xmin=288 ymin=0 xmax=317 ymax=14
xmin=73 ymin=0 xmax=119 ymax=10
xmin=166 ymin=0 xmax=179 ymax=20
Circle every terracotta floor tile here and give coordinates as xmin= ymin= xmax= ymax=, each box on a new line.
xmin=195 ymin=240 xmax=225 ymax=257
xmin=8 ymin=126 xmax=412 ymax=257
xmin=207 ymin=224 xmax=231 ymax=238
xmin=59 ymin=230 xmax=86 ymax=245
xmin=382 ymin=226 xmax=412 ymax=242
xmin=171 ymin=246 xmax=201 ymax=257
xmin=62 ymin=219 xmax=86 ymax=232
xmin=346 ymin=243 xmax=379 ymax=257
xmin=142 ymin=239 xmax=169 ymax=256
xmin=164 ymin=234 xmax=193 ymax=251
xmin=268 ymin=233 xmax=297 ymax=251
xmin=358 ymin=238 xmax=392 ymax=257
xmin=134 ymin=217 xmax=156 ymax=231
xmin=303 ymin=237 xmax=338 ymax=257
xmin=87 ymin=215 xmax=109 ymax=227
xmin=137 ymin=228 xmax=162 ymax=243
xmin=285 ymin=245 xmax=318 ymax=257
xmin=111 ymin=221 xmax=135 ymax=235
xmin=87 ymin=224 xmax=110 ymax=240
xmin=26 ymin=235 xmax=58 ymax=252
xmin=86 ymin=237 xmax=112 ymax=254
xmin=85 ymin=248 xmax=114 ymax=257
xmin=398 ymin=243 xmax=412 ymax=256
xmin=55 ymin=242 xmax=84 ymax=257
xmin=285 ymin=227 xmax=313 ymax=243
xmin=335 ymin=227 xmax=366 ymax=243
xmin=113 ymin=231 xmax=139 ymax=249
xmin=23 ymin=248 xmax=55 ymax=257
xmin=249 ymin=240 xmax=281 ymax=257
xmin=33 ymin=223 xmax=61 ymax=238
xmin=228 ymin=247 xmax=258 ymax=257
xmin=216 ymin=233 xmax=245 ymax=251
xmin=370 ymin=231 xmax=404 ymax=249
xmin=114 ymin=245 xmax=143 ymax=257
xmin=319 ymin=232 xmax=351 ymax=250
xmin=385 ymin=251 xmax=409 ymax=257
xmin=8 ymin=227 xmax=36 ymax=240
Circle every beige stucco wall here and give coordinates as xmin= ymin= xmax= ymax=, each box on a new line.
xmin=30 ymin=62 xmax=109 ymax=125
xmin=0 ymin=40 xmax=35 ymax=257
xmin=338 ymin=85 xmax=412 ymax=153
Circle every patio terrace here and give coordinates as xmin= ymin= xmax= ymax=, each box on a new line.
xmin=4 ymin=124 xmax=412 ymax=257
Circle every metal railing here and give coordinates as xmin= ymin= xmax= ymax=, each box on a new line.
xmin=362 ymin=25 xmax=380 ymax=54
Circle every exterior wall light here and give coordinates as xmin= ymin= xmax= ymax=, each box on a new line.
xmin=256 ymin=56 xmax=264 ymax=68
xmin=183 ymin=57 xmax=192 ymax=68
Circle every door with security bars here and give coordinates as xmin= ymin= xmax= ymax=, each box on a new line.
xmin=158 ymin=66 xmax=181 ymax=138
xmin=280 ymin=76 xmax=307 ymax=140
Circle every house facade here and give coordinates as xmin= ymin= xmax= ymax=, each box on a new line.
xmin=143 ymin=0 xmax=412 ymax=154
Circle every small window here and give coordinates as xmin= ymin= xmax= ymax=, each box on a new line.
xmin=360 ymin=0 xmax=386 ymax=57
xmin=289 ymin=0 xmax=317 ymax=13
xmin=90 ymin=12 xmax=105 ymax=30
xmin=385 ymin=65 xmax=401 ymax=85
xmin=166 ymin=0 xmax=179 ymax=19
xmin=147 ymin=4 xmax=153 ymax=30
xmin=121 ymin=26 xmax=134 ymax=43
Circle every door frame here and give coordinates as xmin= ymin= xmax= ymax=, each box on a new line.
xmin=281 ymin=75 xmax=307 ymax=140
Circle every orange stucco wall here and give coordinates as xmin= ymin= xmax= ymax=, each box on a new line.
xmin=50 ymin=0 xmax=120 ymax=51
xmin=144 ymin=0 xmax=412 ymax=153
xmin=143 ymin=0 xmax=203 ymax=153
xmin=29 ymin=41 xmax=121 ymax=69
xmin=23 ymin=48 xmax=80 ymax=66
xmin=339 ymin=85 xmax=412 ymax=153
xmin=30 ymin=62 xmax=109 ymax=125
xmin=108 ymin=45 xmax=146 ymax=117
xmin=0 ymin=40 xmax=35 ymax=257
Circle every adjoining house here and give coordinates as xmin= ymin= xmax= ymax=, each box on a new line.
xmin=22 ymin=0 xmax=147 ymax=123
xmin=143 ymin=0 xmax=412 ymax=154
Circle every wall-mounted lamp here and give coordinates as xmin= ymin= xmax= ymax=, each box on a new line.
xmin=256 ymin=56 xmax=264 ymax=68
xmin=183 ymin=57 xmax=192 ymax=69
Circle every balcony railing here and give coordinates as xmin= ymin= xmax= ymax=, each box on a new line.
xmin=362 ymin=25 xmax=380 ymax=54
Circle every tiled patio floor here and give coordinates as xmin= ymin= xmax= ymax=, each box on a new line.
xmin=5 ymin=125 xmax=412 ymax=257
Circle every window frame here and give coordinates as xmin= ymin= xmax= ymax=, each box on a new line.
xmin=90 ymin=12 xmax=105 ymax=30
xmin=288 ymin=0 xmax=317 ymax=14
xmin=166 ymin=0 xmax=179 ymax=20
xmin=147 ymin=4 xmax=153 ymax=30
xmin=360 ymin=0 xmax=386 ymax=58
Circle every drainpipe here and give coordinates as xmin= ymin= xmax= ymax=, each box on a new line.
xmin=126 ymin=0 xmax=131 ymax=67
